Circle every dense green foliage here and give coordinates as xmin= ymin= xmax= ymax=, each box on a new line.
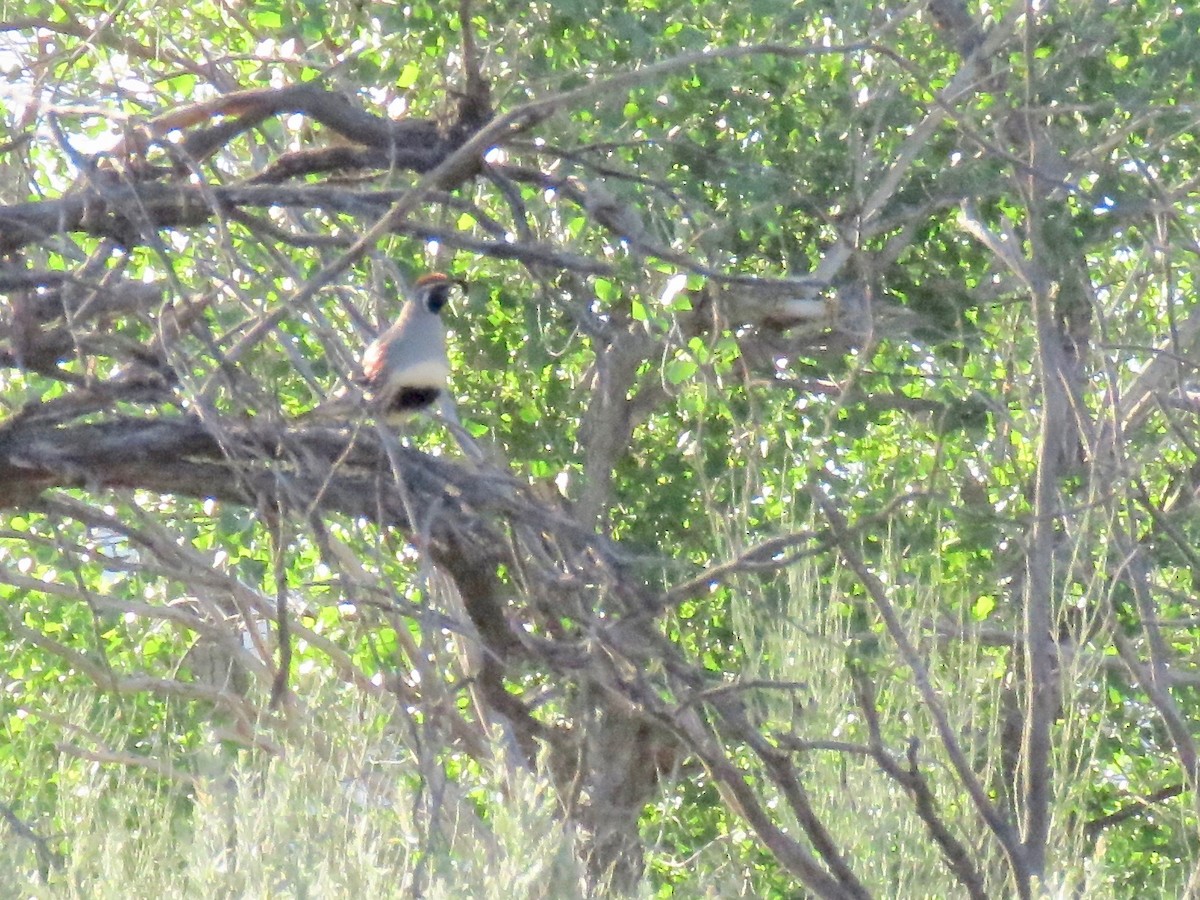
xmin=3 ymin=1 xmax=1200 ymax=896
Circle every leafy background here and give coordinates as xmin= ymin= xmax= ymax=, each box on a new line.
xmin=2 ymin=0 xmax=1200 ymax=896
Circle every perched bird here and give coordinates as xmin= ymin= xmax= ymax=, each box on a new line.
xmin=358 ymin=272 xmax=466 ymax=418
xmin=306 ymin=272 xmax=466 ymax=423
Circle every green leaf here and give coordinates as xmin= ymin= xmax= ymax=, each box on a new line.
xmin=665 ymin=358 xmax=698 ymax=384
xmin=971 ymin=595 xmax=996 ymax=620
xmin=594 ymin=277 xmax=617 ymax=302
xmin=397 ymin=61 xmax=422 ymax=89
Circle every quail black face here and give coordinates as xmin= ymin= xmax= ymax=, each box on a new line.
xmin=414 ymin=274 xmax=467 ymax=315
xmin=423 ymin=282 xmax=454 ymax=314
